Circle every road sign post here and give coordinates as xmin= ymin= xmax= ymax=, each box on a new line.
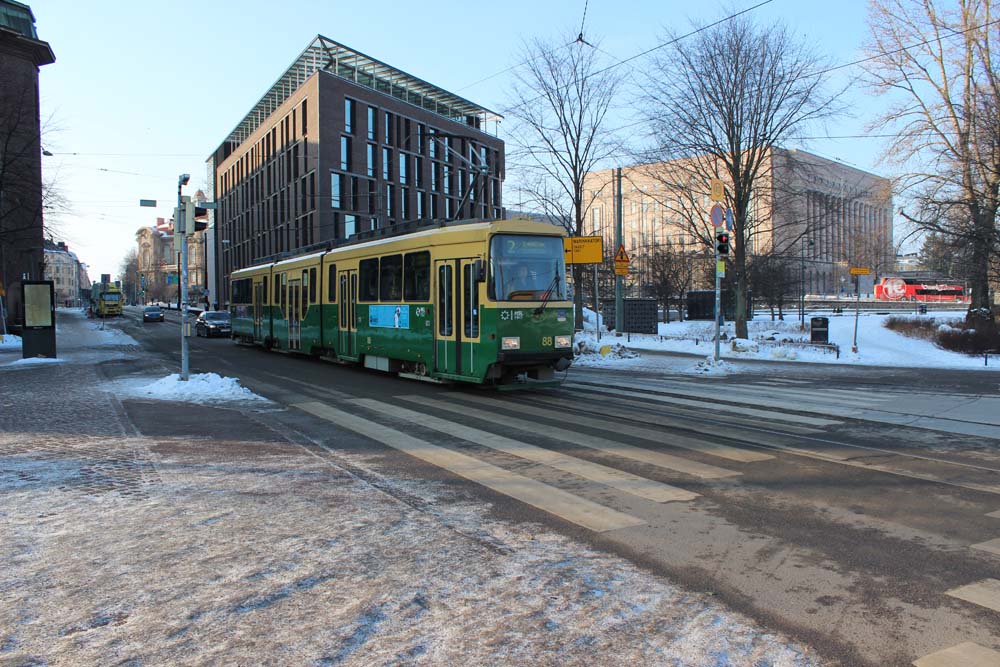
xmin=849 ymin=268 xmax=870 ymax=353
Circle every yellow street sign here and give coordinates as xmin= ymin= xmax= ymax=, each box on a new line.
xmin=711 ymin=179 xmax=725 ymax=202
xmin=849 ymin=267 xmax=871 ymax=276
xmin=613 ymin=243 xmax=630 ymax=276
xmin=563 ymin=236 xmax=604 ymax=264
xmin=716 ymin=260 xmax=726 ymax=278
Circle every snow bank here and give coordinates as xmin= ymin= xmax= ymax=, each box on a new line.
xmin=4 ymin=356 xmax=64 ymax=367
xmin=86 ymin=322 xmax=139 ymax=347
xmin=123 ymin=372 xmax=269 ymax=403
xmin=0 ymin=334 xmax=20 ymax=350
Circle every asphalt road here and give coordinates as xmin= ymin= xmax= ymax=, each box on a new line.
xmin=116 ymin=308 xmax=1000 ymax=667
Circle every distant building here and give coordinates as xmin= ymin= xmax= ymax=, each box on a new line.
xmin=584 ymin=148 xmax=893 ymax=296
xmin=136 ymin=216 xmax=207 ymax=305
xmin=0 ymin=0 xmax=54 ymax=328
xmin=42 ymin=240 xmax=84 ymax=306
xmin=207 ymin=35 xmax=505 ymax=305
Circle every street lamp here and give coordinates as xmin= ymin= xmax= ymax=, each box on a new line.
xmin=177 ymin=173 xmax=191 ymax=381
xmin=799 ymin=238 xmax=814 ymax=330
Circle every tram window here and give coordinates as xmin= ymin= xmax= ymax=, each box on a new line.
xmin=274 ymin=275 xmax=281 ymax=304
xmin=263 ymin=276 xmax=268 ymax=305
xmin=380 ymin=255 xmax=402 ymax=301
xmin=359 ymin=258 xmax=379 ymax=301
xmin=302 ymin=270 xmax=310 ymax=305
xmin=339 ymin=274 xmax=347 ymax=321
xmin=309 ymin=268 xmax=317 ymax=303
xmin=404 ymin=251 xmax=430 ymax=301
xmin=438 ymin=264 xmax=453 ymax=336
xmin=463 ymin=264 xmax=479 ymax=338
xmin=327 ymin=265 xmax=336 ymax=302
xmin=280 ymin=273 xmax=287 ymax=311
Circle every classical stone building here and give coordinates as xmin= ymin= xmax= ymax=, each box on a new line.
xmin=42 ymin=240 xmax=86 ymax=306
xmin=0 ymin=0 xmax=54 ymax=328
xmin=584 ymin=148 xmax=893 ymax=296
xmin=136 ymin=218 xmax=207 ymax=305
xmin=207 ymin=35 xmax=504 ymax=306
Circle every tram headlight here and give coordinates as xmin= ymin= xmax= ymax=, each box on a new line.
xmin=554 ymin=335 xmax=572 ymax=349
xmin=501 ymin=337 xmax=520 ymax=351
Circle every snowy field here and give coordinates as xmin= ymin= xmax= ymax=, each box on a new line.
xmin=574 ymin=309 xmax=997 ymax=372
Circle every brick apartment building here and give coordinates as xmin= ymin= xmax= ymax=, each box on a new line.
xmin=208 ymin=36 xmax=505 ymax=306
xmin=0 ymin=0 xmax=53 ymax=328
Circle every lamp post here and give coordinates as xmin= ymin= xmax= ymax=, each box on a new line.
xmin=799 ymin=238 xmax=814 ymax=330
xmin=177 ymin=174 xmax=191 ymax=381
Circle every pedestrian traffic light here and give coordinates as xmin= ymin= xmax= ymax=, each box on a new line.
xmin=716 ymin=229 xmax=730 ymax=255
xmin=184 ymin=201 xmax=210 ymax=232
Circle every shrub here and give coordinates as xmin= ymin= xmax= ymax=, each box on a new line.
xmin=884 ymin=316 xmax=939 ymax=341
xmin=937 ymin=324 xmax=1000 ymax=354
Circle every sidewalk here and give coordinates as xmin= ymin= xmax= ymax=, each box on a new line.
xmin=0 ymin=311 xmax=822 ymax=666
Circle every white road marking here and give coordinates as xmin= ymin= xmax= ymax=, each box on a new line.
xmin=970 ymin=538 xmax=1000 ymax=557
xmin=987 ymin=510 xmax=1000 ymax=519
xmin=568 ymin=384 xmax=842 ymax=427
xmin=294 ymin=401 xmax=644 ymax=533
xmin=455 ymin=392 xmax=771 ymax=464
xmin=946 ymin=579 xmax=1000 ymax=613
xmin=913 ymin=641 xmax=1000 ymax=667
xmin=356 ymin=398 xmax=698 ymax=503
xmin=399 ymin=394 xmax=741 ymax=479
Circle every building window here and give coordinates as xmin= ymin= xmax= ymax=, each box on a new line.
xmin=416 ymin=191 xmax=424 ymax=218
xmin=341 ymin=136 xmax=351 ymax=171
xmin=430 ymin=194 xmax=439 ymax=218
xmin=367 ymin=106 xmax=376 ymax=141
xmin=445 ymin=197 xmax=452 ymax=219
xmin=400 ymin=187 xmax=409 ymax=220
xmin=399 ymin=156 xmax=408 ymax=185
xmin=385 ymin=184 xmax=394 ymax=218
xmin=301 ymin=99 xmax=308 ymax=136
xmin=331 ymin=173 xmax=343 ymax=208
xmin=417 ymin=124 xmax=425 ymax=153
xmin=383 ymin=111 xmax=392 ymax=144
xmin=443 ymin=166 xmax=451 ymax=195
xmin=382 ymin=147 xmax=391 ymax=181
xmin=413 ymin=156 xmax=422 ymax=188
xmin=345 ymin=98 xmax=354 ymax=133
xmin=345 ymin=215 xmax=357 ymax=238
xmin=428 ymin=130 xmax=437 ymax=159
xmin=430 ymin=164 xmax=438 ymax=191
xmin=367 ymin=143 xmax=376 ymax=178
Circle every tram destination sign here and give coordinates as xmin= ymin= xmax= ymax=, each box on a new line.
xmin=564 ymin=236 xmax=604 ymax=265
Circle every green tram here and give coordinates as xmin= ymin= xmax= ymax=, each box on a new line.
xmin=230 ymin=218 xmax=574 ymax=387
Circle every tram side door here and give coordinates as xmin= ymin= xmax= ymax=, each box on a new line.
xmin=338 ymin=269 xmax=358 ymax=360
xmin=459 ymin=259 xmax=481 ymax=376
xmin=434 ymin=260 xmax=458 ymax=375
xmin=253 ymin=280 xmax=264 ymax=341
xmin=289 ymin=278 xmax=302 ymax=351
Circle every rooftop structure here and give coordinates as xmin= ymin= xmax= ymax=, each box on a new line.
xmin=218 ymin=35 xmax=501 ymax=152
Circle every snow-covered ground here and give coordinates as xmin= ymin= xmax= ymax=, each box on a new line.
xmin=575 ymin=309 xmax=997 ymax=372
xmin=114 ymin=372 xmax=270 ymax=404
xmin=0 ymin=333 xmax=22 ymax=350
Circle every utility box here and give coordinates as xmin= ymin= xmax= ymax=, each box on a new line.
xmin=601 ymin=299 xmax=658 ymax=334
xmin=810 ymin=316 xmax=829 ymax=344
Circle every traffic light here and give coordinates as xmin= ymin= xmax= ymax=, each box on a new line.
xmin=716 ymin=229 xmax=730 ymax=256
xmin=184 ymin=201 xmax=210 ymax=232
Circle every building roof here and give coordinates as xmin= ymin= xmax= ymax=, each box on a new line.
xmin=218 ymin=35 xmax=501 ymax=150
xmin=0 ymin=0 xmax=54 ymax=65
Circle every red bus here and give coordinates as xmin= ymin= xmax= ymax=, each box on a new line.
xmin=874 ymin=276 xmax=968 ymax=302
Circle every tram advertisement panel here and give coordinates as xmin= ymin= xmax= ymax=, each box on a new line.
xmin=369 ymin=304 xmax=410 ymax=329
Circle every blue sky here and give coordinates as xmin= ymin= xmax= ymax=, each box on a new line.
xmin=31 ymin=0 xmax=884 ymax=277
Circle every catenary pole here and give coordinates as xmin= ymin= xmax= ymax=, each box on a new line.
xmin=178 ymin=175 xmax=190 ymax=381
xmin=614 ymin=167 xmax=623 ymax=334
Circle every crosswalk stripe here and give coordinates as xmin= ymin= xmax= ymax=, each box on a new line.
xmin=355 ymin=398 xmax=698 ymax=503
xmin=971 ymin=538 xmax=1000 ymax=557
xmin=987 ymin=510 xmax=1000 ymax=519
xmin=399 ymin=394 xmax=740 ymax=479
xmin=946 ymin=579 xmax=1000 ymax=613
xmin=645 ymin=380 xmax=883 ymax=410
xmin=457 ymin=392 xmax=772 ymax=464
xmin=532 ymin=396 xmax=774 ymax=463
xmin=913 ymin=642 xmax=1000 ymax=667
xmin=568 ymin=384 xmax=840 ymax=428
xmin=294 ymin=401 xmax=645 ymax=533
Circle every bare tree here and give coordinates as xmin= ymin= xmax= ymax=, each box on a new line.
xmin=118 ymin=249 xmax=140 ymax=306
xmin=648 ymin=241 xmax=697 ymax=322
xmin=748 ymin=250 xmax=798 ymax=320
xmin=504 ymin=35 xmax=624 ymax=328
xmin=636 ymin=12 xmax=843 ymax=338
xmin=864 ymin=0 xmax=1000 ymax=328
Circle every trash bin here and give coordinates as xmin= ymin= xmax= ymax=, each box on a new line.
xmin=918 ymin=304 xmax=927 ymax=314
xmin=810 ymin=316 xmax=829 ymax=343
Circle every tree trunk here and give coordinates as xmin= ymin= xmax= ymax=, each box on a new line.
xmin=967 ymin=214 xmax=996 ymax=331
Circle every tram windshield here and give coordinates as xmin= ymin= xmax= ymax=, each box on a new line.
xmin=490 ymin=234 xmax=568 ymax=302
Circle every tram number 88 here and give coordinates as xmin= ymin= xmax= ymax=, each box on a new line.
xmin=541 ymin=336 xmax=552 ymax=347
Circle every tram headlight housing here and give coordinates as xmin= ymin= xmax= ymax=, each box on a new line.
xmin=554 ymin=335 xmax=572 ymax=349
xmin=501 ymin=336 xmax=520 ymax=351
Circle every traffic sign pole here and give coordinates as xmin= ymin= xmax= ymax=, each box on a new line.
xmin=714 ymin=235 xmax=721 ymax=363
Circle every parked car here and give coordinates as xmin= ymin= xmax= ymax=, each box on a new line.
xmin=195 ymin=311 xmax=231 ymax=338
xmin=142 ymin=305 xmax=165 ymax=323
